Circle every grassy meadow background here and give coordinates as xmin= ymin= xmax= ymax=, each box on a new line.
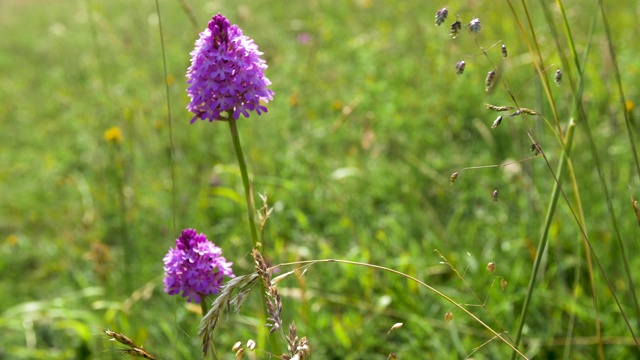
xmin=1 ymin=0 xmax=640 ymax=358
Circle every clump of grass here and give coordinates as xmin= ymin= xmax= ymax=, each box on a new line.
xmin=441 ymin=1 xmax=640 ymax=358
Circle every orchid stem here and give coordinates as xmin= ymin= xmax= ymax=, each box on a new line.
xmin=228 ymin=117 xmax=260 ymax=250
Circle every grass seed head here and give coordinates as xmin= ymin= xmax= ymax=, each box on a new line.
xmin=491 ymin=115 xmax=503 ymax=129
xmin=468 ymin=18 xmax=481 ymax=34
xmin=486 ymin=262 xmax=496 ymax=274
xmin=387 ymin=322 xmax=403 ymax=334
xmin=486 ymin=104 xmax=515 ymax=112
xmin=435 ymin=8 xmax=448 ymax=26
xmin=455 ymin=60 xmax=466 ymax=75
xmin=485 ymin=70 xmax=496 ymax=92
xmin=492 ymin=190 xmax=499 ymax=202
xmin=247 ymin=339 xmax=256 ymax=351
xmin=445 ymin=311 xmax=454 ymax=322
xmin=449 ymin=171 xmax=459 ymax=184
xmin=501 ymin=278 xmax=508 ymax=291
xmin=530 ymin=142 xmax=542 ymax=155
xmin=501 ymin=43 xmax=508 ymax=58
xmin=632 ymin=195 xmax=640 ymax=225
xmin=450 ymin=20 xmax=462 ymax=38
xmin=555 ymin=68 xmax=562 ymax=86
xmin=232 ymin=341 xmax=243 ymax=352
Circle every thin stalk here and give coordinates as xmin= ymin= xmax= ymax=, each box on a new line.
xmin=597 ymin=0 xmax=640 ymax=179
xmin=596 ymin=0 xmax=640 ymax=321
xmin=559 ymin=0 xmax=640 ymax=328
xmin=227 ymin=117 xmax=280 ymax=354
xmin=154 ymin=2 xmax=179 ymax=358
xmin=508 ymin=0 xmax=638 ymax=355
xmin=273 ymin=259 xmax=529 ymax=359
xmin=547 ymin=1 xmax=604 ymax=357
xmin=506 ymin=0 xmax=564 ymax=140
xmin=154 ymin=0 xmax=176 ymax=238
xmin=227 ymin=118 xmax=260 ymax=249
xmin=510 ymin=120 xmax=576 ymax=359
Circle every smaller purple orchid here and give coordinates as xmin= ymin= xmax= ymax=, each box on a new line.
xmin=163 ymin=228 xmax=234 ymax=304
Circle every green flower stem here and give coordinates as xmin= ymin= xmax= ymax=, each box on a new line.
xmin=227 ymin=117 xmax=260 ymax=249
xmin=511 ymin=120 xmax=575 ymax=360
xmin=227 ymin=116 xmax=281 ymax=355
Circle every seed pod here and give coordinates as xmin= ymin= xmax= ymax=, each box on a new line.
xmin=444 ymin=312 xmax=454 ymax=322
xmin=501 ymin=43 xmax=508 ymax=58
xmin=485 ymin=70 xmax=496 ymax=92
xmin=530 ymin=142 xmax=541 ymax=155
xmin=468 ymin=18 xmax=482 ymax=34
xmin=486 ymin=262 xmax=496 ymax=274
xmin=450 ymin=20 xmax=462 ymax=38
xmin=501 ymin=278 xmax=508 ymax=291
xmin=486 ymin=104 xmax=515 ymax=112
xmin=520 ymin=108 xmax=539 ymax=116
xmin=450 ymin=171 xmax=459 ymax=184
xmin=632 ymin=195 xmax=640 ymax=225
xmin=455 ymin=60 xmax=466 ymax=75
xmin=232 ymin=342 xmax=243 ymax=352
xmin=246 ymin=339 xmax=256 ymax=351
xmin=387 ymin=322 xmax=403 ymax=334
xmin=555 ymin=69 xmax=562 ymax=86
xmin=435 ymin=8 xmax=448 ymax=26
xmin=491 ymin=115 xmax=503 ymax=129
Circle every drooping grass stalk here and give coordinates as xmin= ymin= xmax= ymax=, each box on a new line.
xmin=272 ymin=259 xmax=529 ymax=359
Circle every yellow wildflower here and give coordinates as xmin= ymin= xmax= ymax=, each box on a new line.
xmin=104 ymin=126 xmax=124 ymax=144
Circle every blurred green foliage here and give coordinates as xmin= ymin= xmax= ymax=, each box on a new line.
xmin=1 ymin=0 xmax=639 ymax=358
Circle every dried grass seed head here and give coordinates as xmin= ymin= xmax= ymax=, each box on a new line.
xmin=247 ymin=339 xmax=257 ymax=351
xmin=485 ymin=70 xmax=496 ymax=92
xmin=501 ymin=278 xmax=508 ymax=291
xmin=450 ymin=171 xmax=459 ymax=184
xmin=555 ymin=68 xmax=562 ymax=86
xmin=435 ymin=8 xmax=448 ymax=26
xmin=501 ymin=43 xmax=508 ymax=58
xmin=445 ymin=311 xmax=454 ymax=322
xmin=232 ymin=341 xmax=243 ymax=352
xmin=450 ymin=20 xmax=462 ymax=38
xmin=486 ymin=261 xmax=496 ymax=274
xmin=468 ymin=18 xmax=481 ymax=34
xmin=530 ymin=142 xmax=541 ymax=155
xmin=491 ymin=115 xmax=503 ymax=129
xmin=455 ymin=60 xmax=466 ymax=75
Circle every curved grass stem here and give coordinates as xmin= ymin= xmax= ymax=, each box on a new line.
xmin=273 ymin=259 xmax=529 ymax=359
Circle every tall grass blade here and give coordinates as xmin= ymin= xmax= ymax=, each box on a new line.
xmin=154 ymin=1 xmax=178 ymax=358
xmin=541 ymin=1 xmax=604 ymax=357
